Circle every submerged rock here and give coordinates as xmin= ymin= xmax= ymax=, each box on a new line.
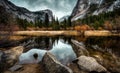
xmin=0 ymin=46 xmax=24 ymax=72
xmin=73 ymin=56 xmax=107 ymax=72
xmin=42 ymin=52 xmax=73 ymax=73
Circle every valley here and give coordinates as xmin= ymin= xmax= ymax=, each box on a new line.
xmin=0 ymin=0 xmax=120 ymax=73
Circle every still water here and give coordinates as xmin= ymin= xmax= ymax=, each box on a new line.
xmin=0 ymin=36 xmax=119 ymax=65
xmin=19 ymin=38 xmax=76 ymax=65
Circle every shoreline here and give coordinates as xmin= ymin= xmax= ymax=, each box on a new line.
xmin=84 ymin=30 xmax=120 ymax=36
xmin=12 ymin=30 xmax=81 ymax=36
xmin=1 ymin=30 xmax=120 ymax=37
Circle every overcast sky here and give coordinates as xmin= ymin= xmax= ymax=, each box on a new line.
xmin=10 ymin=0 xmax=77 ymax=19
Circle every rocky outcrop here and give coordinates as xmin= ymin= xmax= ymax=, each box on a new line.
xmin=0 ymin=0 xmax=53 ymax=22
xmin=71 ymin=0 xmax=120 ymax=21
xmin=71 ymin=39 xmax=120 ymax=73
xmin=71 ymin=40 xmax=107 ymax=72
xmin=0 ymin=46 xmax=24 ymax=72
xmin=42 ymin=52 xmax=73 ymax=73
xmin=73 ymin=55 xmax=107 ymax=72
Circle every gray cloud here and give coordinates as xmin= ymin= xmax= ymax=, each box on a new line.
xmin=10 ymin=0 xmax=77 ymax=19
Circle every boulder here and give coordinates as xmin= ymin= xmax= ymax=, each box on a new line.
xmin=73 ymin=56 xmax=107 ymax=72
xmin=0 ymin=46 xmax=24 ymax=72
xmin=42 ymin=52 xmax=73 ymax=73
xmin=71 ymin=39 xmax=89 ymax=57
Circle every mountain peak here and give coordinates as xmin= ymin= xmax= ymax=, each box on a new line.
xmin=71 ymin=0 xmax=120 ymax=21
xmin=0 ymin=0 xmax=53 ymax=22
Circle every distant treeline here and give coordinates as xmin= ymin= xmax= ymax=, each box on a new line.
xmin=76 ymin=8 xmax=120 ymax=30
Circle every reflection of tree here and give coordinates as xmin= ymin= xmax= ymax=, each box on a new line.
xmin=52 ymin=38 xmax=55 ymax=46
xmin=45 ymin=37 xmax=50 ymax=50
xmin=85 ymin=36 xmax=119 ymax=51
xmin=68 ymin=37 xmax=72 ymax=44
xmin=19 ymin=36 xmax=73 ymax=51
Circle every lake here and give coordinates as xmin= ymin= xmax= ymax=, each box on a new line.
xmin=0 ymin=36 xmax=120 ymax=65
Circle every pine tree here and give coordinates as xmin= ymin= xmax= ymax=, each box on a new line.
xmin=51 ymin=17 xmax=60 ymax=30
xmin=63 ymin=19 xmax=67 ymax=30
xmin=67 ymin=16 xmax=72 ymax=27
xmin=44 ymin=13 xmax=49 ymax=27
xmin=23 ymin=19 xmax=28 ymax=30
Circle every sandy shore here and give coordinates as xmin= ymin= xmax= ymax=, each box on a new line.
xmin=12 ymin=31 xmax=81 ymax=36
xmin=85 ymin=30 xmax=120 ymax=36
xmin=1 ymin=30 xmax=119 ymax=37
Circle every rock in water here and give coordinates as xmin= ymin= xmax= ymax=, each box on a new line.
xmin=71 ymin=39 xmax=89 ymax=57
xmin=0 ymin=46 xmax=24 ymax=72
xmin=42 ymin=52 xmax=73 ymax=73
xmin=74 ymin=56 xmax=107 ymax=72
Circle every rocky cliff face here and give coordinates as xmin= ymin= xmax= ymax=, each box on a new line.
xmin=0 ymin=0 xmax=53 ymax=22
xmin=71 ymin=0 xmax=120 ymax=21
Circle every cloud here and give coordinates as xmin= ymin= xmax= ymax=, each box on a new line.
xmin=10 ymin=0 xmax=77 ymax=19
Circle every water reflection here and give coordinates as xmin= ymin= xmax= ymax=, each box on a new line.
xmin=19 ymin=36 xmax=72 ymax=52
xmin=1 ymin=35 xmax=119 ymax=65
xmin=84 ymin=36 xmax=120 ymax=57
xmin=19 ymin=49 xmax=46 ymax=64
xmin=19 ymin=39 xmax=76 ymax=65
xmin=51 ymin=39 xmax=76 ymax=65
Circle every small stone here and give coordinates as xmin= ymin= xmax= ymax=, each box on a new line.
xmin=9 ymin=65 xmax=23 ymax=72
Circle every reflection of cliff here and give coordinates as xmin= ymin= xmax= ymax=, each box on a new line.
xmin=19 ymin=37 xmax=53 ymax=51
xmin=19 ymin=36 xmax=73 ymax=51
